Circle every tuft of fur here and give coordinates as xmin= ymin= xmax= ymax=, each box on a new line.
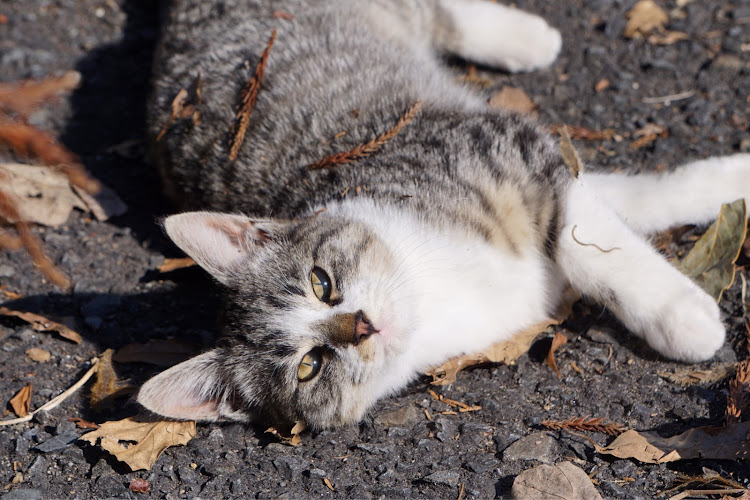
xmin=139 ymin=0 xmax=750 ymax=429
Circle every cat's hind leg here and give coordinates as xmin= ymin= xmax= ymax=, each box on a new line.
xmin=586 ymin=154 xmax=750 ymax=235
xmin=556 ymin=179 xmax=725 ymax=362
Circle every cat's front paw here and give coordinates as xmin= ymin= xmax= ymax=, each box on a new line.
xmin=644 ymin=287 xmax=724 ymax=362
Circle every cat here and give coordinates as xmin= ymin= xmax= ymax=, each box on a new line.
xmin=138 ymin=0 xmax=750 ymax=429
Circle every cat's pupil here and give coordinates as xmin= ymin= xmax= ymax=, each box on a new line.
xmin=311 ymin=267 xmax=332 ymax=303
xmin=297 ymin=348 xmax=323 ymax=381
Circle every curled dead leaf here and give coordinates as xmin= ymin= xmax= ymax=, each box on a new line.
xmin=546 ymin=331 xmax=568 ymax=378
xmin=90 ymin=349 xmax=136 ymax=412
xmin=624 ymin=0 xmax=668 ymax=38
xmin=679 ymin=199 xmax=747 ymax=301
xmin=157 ymin=257 xmax=197 ymax=273
xmin=69 ymin=417 xmax=100 ymax=430
xmin=79 ymin=417 xmax=196 ymax=471
xmin=9 ymin=384 xmax=32 ymax=417
xmin=0 ymin=307 xmax=82 ymax=343
xmin=595 ymin=422 xmax=750 ymax=463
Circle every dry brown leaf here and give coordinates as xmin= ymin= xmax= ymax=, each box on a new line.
xmin=648 ymin=30 xmax=690 ymax=45
xmin=594 ymin=78 xmax=610 ymax=92
xmin=113 ymin=339 xmax=201 ymax=367
xmin=425 ymin=288 xmax=578 ymax=384
xmin=512 ymin=462 xmax=603 ymax=500
xmin=630 ymin=123 xmax=668 ymax=149
xmin=727 ymin=359 xmax=750 ymax=424
xmin=323 ymin=478 xmax=335 ymax=492
xmin=559 ymin=126 xmax=583 ymax=178
xmin=69 ymin=417 xmax=100 ymax=430
xmin=79 ymin=417 xmax=196 ymax=471
xmin=624 ymin=0 xmax=668 ymax=38
xmin=266 ymin=420 xmax=306 ymax=447
xmin=9 ymin=384 xmax=32 ymax=417
xmin=155 ymin=74 xmax=202 ymax=142
xmin=90 ymin=349 xmax=136 ymax=412
xmin=488 ymin=86 xmax=537 ymax=115
xmin=72 ymin=184 xmax=127 ymax=222
xmin=0 ymin=163 xmax=87 ymax=226
xmin=679 ymin=199 xmax=747 ymax=301
xmin=25 ymin=347 xmax=51 ymax=363
xmin=157 ymin=257 xmax=197 ymax=273
xmin=657 ymin=362 xmax=737 ymax=386
xmin=546 ymin=331 xmax=568 ymax=378
xmin=595 ymin=422 xmax=750 ymax=463
xmin=0 ymin=307 xmax=82 ymax=343
xmin=0 ymin=71 xmax=81 ymax=117
xmin=549 ymin=124 xmax=615 ymax=141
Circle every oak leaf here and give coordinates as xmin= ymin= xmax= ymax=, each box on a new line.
xmin=79 ymin=417 xmax=196 ymax=471
xmin=512 ymin=462 xmax=603 ymax=500
xmin=678 ymin=199 xmax=747 ymax=301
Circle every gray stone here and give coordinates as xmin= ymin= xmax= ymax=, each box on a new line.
xmin=435 ymin=417 xmax=457 ymax=443
xmin=374 ymin=404 xmax=419 ymax=427
xmin=585 ymin=326 xmax=618 ymax=344
xmin=464 ymin=457 xmax=498 ymax=474
xmin=502 ymin=432 xmax=559 ymax=464
xmin=1 ymin=489 xmax=46 ymax=500
xmin=33 ymin=430 xmax=80 ymax=453
xmin=355 ymin=443 xmax=395 ymax=455
xmin=0 ymin=264 xmax=15 ymax=277
xmin=423 ymin=469 xmax=461 ymax=487
xmin=611 ymin=459 xmax=637 ymax=478
xmin=272 ymin=456 xmax=310 ymax=481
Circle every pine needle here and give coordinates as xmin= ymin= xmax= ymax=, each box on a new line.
xmin=726 ymin=358 xmax=750 ymax=425
xmin=541 ymin=416 xmax=627 ymax=436
xmin=228 ymin=28 xmax=277 ymax=161
xmin=308 ymin=101 xmax=422 ymax=170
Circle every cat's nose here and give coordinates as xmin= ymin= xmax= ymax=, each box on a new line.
xmin=354 ymin=310 xmax=379 ymax=344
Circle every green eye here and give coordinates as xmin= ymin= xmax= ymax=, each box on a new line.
xmin=298 ymin=348 xmax=323 ymax=382
xmin=311 ymin=267 xmax=332 ymax=303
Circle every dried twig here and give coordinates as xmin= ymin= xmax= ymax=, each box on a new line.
xmin=0 ymin=358 xmax=99 ymax=427
xmin=427 ymin=389 xmax=481 ymax=412
xmin=726 ymin=358 xmax=750 ymax=424
xmin=228 ymin=28 xmax=277 ymax=161
xmin=308 ymin=101 xmax=422 ymax=170
xmin=541 ymin=416 xmax=627 ymax=436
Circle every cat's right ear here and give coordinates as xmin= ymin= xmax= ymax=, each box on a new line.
xmin=162 ymin=211 xmax=280 ymax=284
xmin=137 ymin=349 xmax=249 ymax=422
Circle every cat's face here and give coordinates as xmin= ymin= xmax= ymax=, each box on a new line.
xmin=137 ymin=211 xmax=414 ymax=428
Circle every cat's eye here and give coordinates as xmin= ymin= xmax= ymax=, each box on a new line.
xmin=311 ymin=267 xmax=332 ymax=303
xmin=297 ymin=348 xmax=323 ymax=382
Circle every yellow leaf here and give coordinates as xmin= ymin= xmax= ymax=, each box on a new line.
xmin=624 ymin=0 xmax=668 ymax=38
xmin=678 ymin=199 xmax=747 ymax=301
xmin=79 ymin=417 xmax=196 ymax=471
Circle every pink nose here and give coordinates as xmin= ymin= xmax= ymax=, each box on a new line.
xmin=354 ymin=310 xmax=379 ymax=344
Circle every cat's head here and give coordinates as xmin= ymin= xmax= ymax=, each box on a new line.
xmin=137 ymin=211 xmax=414 ymax=428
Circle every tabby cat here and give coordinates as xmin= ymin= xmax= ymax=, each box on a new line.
xmin=138 ymin=0 xmax=750 ymax=428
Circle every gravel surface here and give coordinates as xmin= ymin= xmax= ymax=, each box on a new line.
xmin=1 ymin=0 xmax=749 ymax=498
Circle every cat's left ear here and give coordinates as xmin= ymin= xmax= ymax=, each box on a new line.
xmin=137 ymin=349 xmax=249 ymax=422
xmin=163 ymin=211 xmax=283 ymax=284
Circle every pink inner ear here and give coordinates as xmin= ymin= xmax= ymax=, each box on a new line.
xmin=161 ymin=398 xmax=220 ymax=421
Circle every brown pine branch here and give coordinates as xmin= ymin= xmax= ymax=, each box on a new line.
xmin=0 ymin=71 xmax=81 ymax=118
xmin=228 ymin=28 xmax=277 ymax=161
xmin=308 ymin=101 xmax=423 ymax=170
xmin=541 ymin=416 xmax=627 ymax=436
xmin=726 ymin=358 xmax=750 ymax=424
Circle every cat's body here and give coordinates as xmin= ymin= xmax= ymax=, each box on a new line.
xmin=139 ymin=0 xmax=750 ymax=428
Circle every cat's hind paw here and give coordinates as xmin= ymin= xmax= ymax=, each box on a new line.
xmin=643 ymin=286 xmax=725 ymax=362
